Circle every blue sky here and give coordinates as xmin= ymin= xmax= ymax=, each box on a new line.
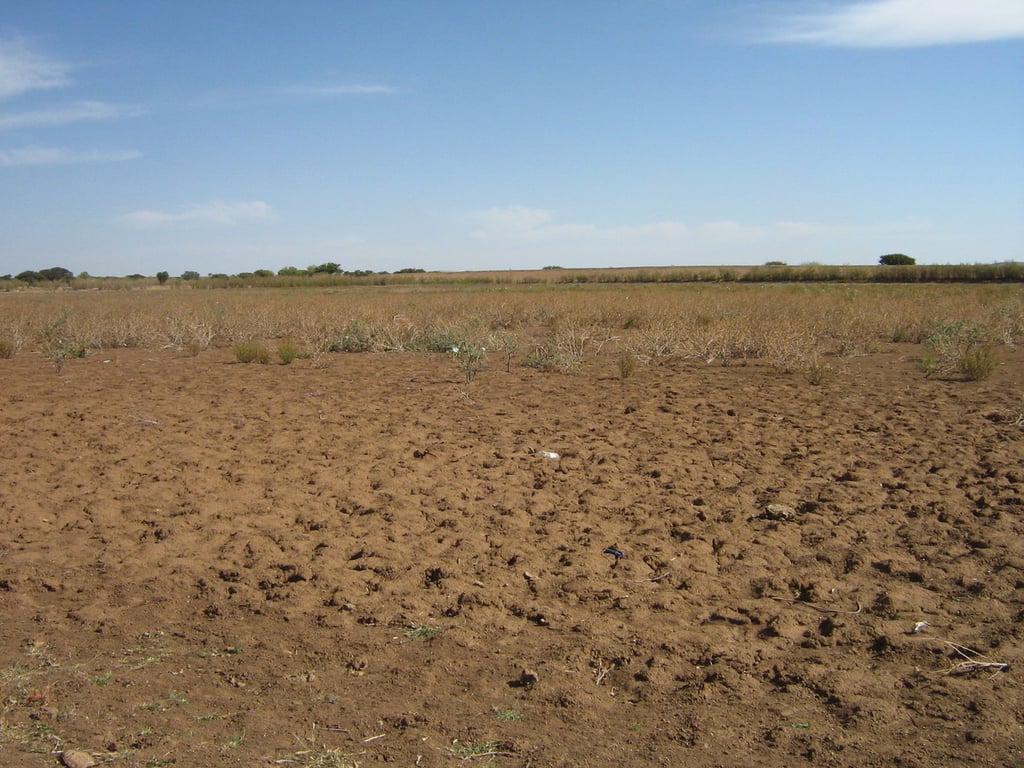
xmin=1 ymin=1 xmax=1022 ymax=276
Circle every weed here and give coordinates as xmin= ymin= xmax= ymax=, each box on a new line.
xmin=494 ymin=708 xmax=524 ymax=722
xmin=277 ymin=342 xmax=302 ymax=364
xmin=449 ymin=740 xmax=501 ymax=757
xmin=804 ymin=356 xmax=832 ymax=386
xmin=91 ymin=672 xmax=112 ymax=685
xmin=119 ymin=631 xmax=170 ymax=670
xmin=489 ymin=330 xmax=519 ymax=372
xmin=617 ymin=350 xmax=637 ymax=379
xmin=959 ymin=344 xmax=998 ymax=381
xmin=0 ymin=338 xmax=14 ymax=358
xmin=232 ymin=341 xmax=271 ymax=364
xmin=404 ymin=624 xmax=442 ymax=640
xmin=920 ymin=320 xmax=998 ymax=380
xmin=0 ymin=719 xmax=58 ymax=753
xmin=523 ymin=338 xmax=568 ymax=372
xmin=330 ymin=319 xmax=374 ymax=352
xmin=451 ymin=342 xmax=487 ymax=384
xmin=221 ymin=733 xmax=245 ymax=750
xmin=279 ymin=746 xmax=359 ymax=767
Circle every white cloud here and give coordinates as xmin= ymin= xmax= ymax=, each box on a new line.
xmin=121 ymin=200 xmax=276 ymax=226
xmin=763 ymin=0 xmax=1024 ymax=47
xmin=0 ymin=145 xmax=141 ymax=167
xmin=0 ymin=100 xmax=141 ymax=130
xmin=468 ymin=206 xmax=841 ymax=245
xmin=0 ymin=36 xmax=71 ymax=99
xmin=469 ymin=205 xmax=556 ymax=238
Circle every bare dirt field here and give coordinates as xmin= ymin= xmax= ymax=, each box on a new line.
xmin=1 ymin=315 xmax=1023 ymax=767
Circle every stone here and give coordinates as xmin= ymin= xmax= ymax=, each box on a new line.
xmin=61 ymin=750 xmax=96 ymax=768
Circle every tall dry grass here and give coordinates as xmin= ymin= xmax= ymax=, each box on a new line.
xmin=0 ymin=283 xmax=1020 ymax=378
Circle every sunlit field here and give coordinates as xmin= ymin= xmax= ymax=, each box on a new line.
xmin=1 ymin=280 xmax=1021 ymax=381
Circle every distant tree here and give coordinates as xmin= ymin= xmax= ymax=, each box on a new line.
xmin=77 ymin=271 xmax=91 ymax=279
xmin=879 ymin=253 xmax=915 ymax=266
xmin=542 ymin=265 xmax=563 ymax=270
xmin=764 ymin=261 xmax=787 ymax=266
xmin=277 ymin=266 xmax=306 ymax=276
xmin=16 ymin=270 xmax=44 ymax=283
xmin=181 ymin=270 xmax=200 ymax=280
xmin=395 ymin=267 xmax=426 ymax=274
xmin=125 ymin=274 xmax=146 ymax=279
xmin=39 ymin=267 xmax=74 ymax=282
xmin=311 ymin=262 xmax=341 ymax=274
xmin=253 ymin=269 xmax=274 ymax=277
xmin=156 ymin=271 xmax=170 ymax=285
xmin=209 ymin=273 xmax=228 ymax=279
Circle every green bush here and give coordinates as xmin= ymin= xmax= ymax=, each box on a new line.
xmin=959 ymin=345 xmax=998 ymax=381
xmin=277 ymin=342 xmax=301 ymax=365
xmin=920 ymin=319 xmax=997 ymax=380
xmin=233 ymin=342 xmax=271 ymax=364
xmin=329 ymin=320 xmax=374 ymax=352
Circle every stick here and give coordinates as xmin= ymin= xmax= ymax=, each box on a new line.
xmin=622 ymin=573 xmax=671 ymax=585
xmin=769 ymin=596 xmax=862 ymax=615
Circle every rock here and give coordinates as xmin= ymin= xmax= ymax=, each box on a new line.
xmin=61 ymin=750 xmax=96 ymax=768
xmin=519 ymin=668 xmax=538 ymax=686
xmin=759 ymin=503 xmax=797 ymax=521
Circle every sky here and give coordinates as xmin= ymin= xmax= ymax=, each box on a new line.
xmin=1 ymin=0 xmax=1022 ymax=277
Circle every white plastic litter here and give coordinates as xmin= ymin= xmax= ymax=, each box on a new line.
xmin=539 ymin=450 xmax=560 ymax=460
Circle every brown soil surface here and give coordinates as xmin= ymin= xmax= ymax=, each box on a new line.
xmin=1 ymin=345 xmax=1022 ymax=767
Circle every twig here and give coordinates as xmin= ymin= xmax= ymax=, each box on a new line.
xmin=943 ymin=641 xmax=1010 ymax=678
xmin=769 ymin=596 xmax=862 ymax=615
xmin=594 ymin=659 xmax=616 ymax=685
xmin=453 ymin=751 xmax=517 ymax=761
xmin=630 ymin=571 xmax=671 ymax=583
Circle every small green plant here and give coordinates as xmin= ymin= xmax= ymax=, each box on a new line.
xmin=494 ymin=708 xmax=524 ymax=722
xmin=404 ymin=624 xmax=442 ymax=640
xmin=281 ymin=745 xmax=359 ymax=767
xmin=277 ymin=342 xmax=301 ymax=365
xmin=919 ymin=319 xmax=998 ymax=380
xmin=490 ymin=330 xmax=519 ymax=372
xmin=804 ymin=356 xmax=832 ymax=385
xmin=232 ymin=341 xmax=271 ymax=364
xmin=451 ymin=342 xmax=487 ymax=384
xmin=91 ymin=672 xmax=112 ymax=685
xmin=330 ymin=319 xmax=374 ymax=352
xmin=221 ymin=734 xmax=245 ymax=750
xmin=523 ymin=338 xmax=568 ymax=372
xmin=448 ymin=740 xmax=501 ymax=758
xmin=959 ymin=344 xmax=998 ymax=381
xmin=143 ymin=690 xmax=187 ymax=712
xmin=617 ymin=350 xmax=637 ymax=379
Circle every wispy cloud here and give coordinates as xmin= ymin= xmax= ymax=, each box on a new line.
xmin=0 ymin=100 xmax=141 ymax=130
xmin=468 ymin=206 xmax=843 ymax=244
xmin=0 ymin=145 xmax=141 ymax=167
xmin=281 ymin=83 xmax=397 ymax=96
xmin=0 ymin=35 xmax=71 ymax=99
xmin=121 ymin=200 xmax=276 ymax=226
xmin=761 ymin=0 xmax=1024 ymax=47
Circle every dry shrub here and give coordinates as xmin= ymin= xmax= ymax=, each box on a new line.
xmin=232 ymin=341 xmax=271 ymax=364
